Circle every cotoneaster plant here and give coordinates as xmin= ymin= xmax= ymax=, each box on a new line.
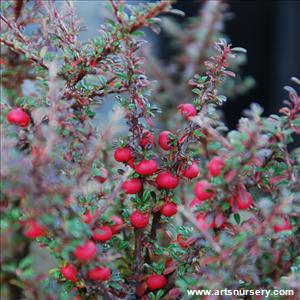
xmin=0 ymin=1 xmax=299 ymax=300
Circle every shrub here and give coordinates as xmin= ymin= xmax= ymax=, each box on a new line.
xmin=1 ymin=1 xmax=299 ymax=299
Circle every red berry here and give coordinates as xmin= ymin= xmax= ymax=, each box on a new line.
xmin=140 ymin=132 xmax=155 ymax=149
xmin=236 ymin=190 xmax=253 ymax=210
xmin=177 ymin=103 xmax=197 ymax=120
xmin=176 ymin=234 xmax=195 ymax=249
xmin=61 ymin=264 xmax=77 ymax=282
xmin=93 ymin=225 xmax=112 ymax=242
xmin=89 ymin=60 xmax=97 ymax=68
xmin=24 ymin=220 xmax=45 ymax=239
xmin=273 ymin=216 xmax=292 ymax=232
xmin=208 ymin=157 xmax=225 ymax=177
xmin=94 ymin=167 xmax=108 ymax=183
xmin=182 ymin=161 xmax=199 ymax=179
xmin=156 ymin=171 xmax=179 ymax=189
xmin=82 ymin=209 xmax=95 ymax=224
xmin=74 ymin=240 xmax=97 ymax=262
xmin=128 ymin=158 xmax=136 ymax=168
xmin=135 ymin=159 xmax=158 ymax=176
xmin=114 ymin=147 xmax=132 ymax=162
xmin=194 ymin=180 xmax=215 ymax=201
xmin=121 ymin=178 xmax=142 ymax=194
xmin=160 ymin=201 xmax=177 ymax=217
xmin=158 ymin=131 xmax=174 ymax=151
xmin=88 ymin=266 xmax=111 ymax=282
xmin=130 ymin=210 xmax=149 ymax=229
xmin=7 ymin=108 xmax=30 ymax=127
xmin=110 ymin=215 xmax=123 ymax=234
xmin=165 ymin=258 xmax=172 ymax=269
xmin=195 ymin=214 xmax=214 ymax=231
xmin=147 ymin=274 xmax=167 ymax=291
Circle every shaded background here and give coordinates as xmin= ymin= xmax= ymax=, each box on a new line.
xmin=172 ymin=0 xmax=300 ymax=143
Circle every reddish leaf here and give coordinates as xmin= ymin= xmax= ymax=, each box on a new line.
xmin=169 ymin=288 xmax=182 ymax=299
xmin=136 ymin=281 xmax=147 ymax=297
xmin=163 ymin=266 xmax=176 ymax=275
xmin=224 ymin=169 xmax=237 ymax=183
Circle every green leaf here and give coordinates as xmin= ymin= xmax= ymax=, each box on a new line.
xmin=192 ymin=88 xmax=201 ymax=95
xmin=109 ymin=282 xmax=122 ymax=290
xmin=234 ymin=213 xmax=241 ymax=225
xmin=156 ymin=289 xmax=165 ymax=299
xmin=1 ymin=264 xmax=17 ymax=274
xmin=193 ymin=129 xmax=205 ymax=138
xmin=19 ymin=256 xmax=33 ymax=270
xmin=292 ymin=118 xmax=300 ymax=127
xmin=131 ymin=30 xmax=145 ymax=37
xmin=22 ymin=268 xmax=35 ymax=279
xmin=143 ymin=190 xmax=151 ymax=202
xmin=221 ymin=202 xmax=230 ymax=210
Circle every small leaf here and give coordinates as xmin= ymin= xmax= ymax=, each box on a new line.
xmin=234 ymin=213 xmax=241 ymax=225
xmin=19 ymin=256 xmax=33 ymax=270
xmin=231 ymin=47 xmax=247 ymax=53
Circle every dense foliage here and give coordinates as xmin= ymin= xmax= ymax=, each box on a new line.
xmin=1 ymin=1 xmax=299 ymax=299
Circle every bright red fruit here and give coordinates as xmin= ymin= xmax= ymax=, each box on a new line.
xmin=182 ymin=161 xmax=199 ymax=179
xmin=135 ymin=159 xmax=158 ymax=176
xmin=74 ymin=240 xmax=97 ymax=262
xmin=130 ymin=210 xmax=149 ymax=229
xmin=160 ymin=201 xmax=177 ymax=217
xmin=89 ymin=60 xmax=97 ymax=68
xmin=177 ymin=103 xmax=197 ymax=120
xmin=7 ymin=108 xmax=30 ymax=127
xmin=156 ymin=171 xmax=179 ymax=189
xmin=165 ymin=258 xmax=172 ymax=269
xmin=273 ymin=216 xmax=292 ymax=232
xmin=121 ymin=178 xmax=142 ymax=194
xmin=61 ymin=264 xmax=77 ymax=282
xmin=88 ymin=266 xmax=111 ymax=282
xmin=176 ymin=234 xmax=195 ymax=249
xmin=94 ymin=167 xmax=108 ymax=183
xmin=147 ymin=274 xmax=167 ymax=291
xmin=140 ymin=132 xmax=155 ymax=149
xmin=114 ymin=147 xmax=132 ymax=162
xmin=236 ymin=190 xmax=253 ymax=210
xmin=194 ymin=180 xmax=215 ymax=201
xmin=82 ymin=209 xmax=95 ymax=224
xmin=158 ymin=131 xmax=174 ymax=151
xmin=127 ymin=158 xmax=136 ymax=168
xmin=93 ymin=225 xmax=113 ymax=242
xmin=208 ymin=157 xmax=225 ymax=177
xmin=110 ymin=215 xmax=123 ymax=234
xmin=24 ymin=220 xmax=45 ymax=239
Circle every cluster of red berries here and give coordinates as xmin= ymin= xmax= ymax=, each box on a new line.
xmin=61 ymin=263 xmax=111 ymax=283
xmin=114 ymin=145 xmax=180 ymax=193
xmin=12 ymin=96 xmax=294 ymax=297
xmin=63 ymin=209 xmax=123 ymax=283
xmin=83 ymin=210 xmax=124 ymax=240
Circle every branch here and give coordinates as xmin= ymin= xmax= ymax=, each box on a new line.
xmin=0 ymin=38 xmax=49 ymax=70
